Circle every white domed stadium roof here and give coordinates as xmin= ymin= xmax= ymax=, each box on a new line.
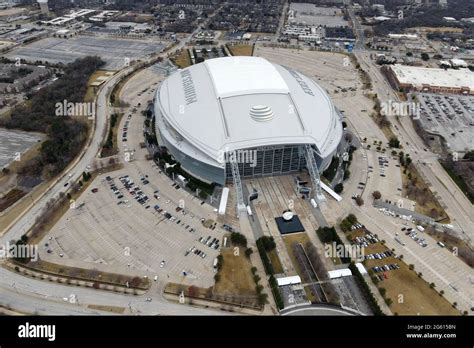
xmin=156 ymin=56 xmax=342 ymax=166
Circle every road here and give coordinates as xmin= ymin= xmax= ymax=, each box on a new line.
xmin=347 ymin=6 xmax=365 ymax=50
xmin=1 ymin=67 xmax=129 ymax=243
xmin=355 ymin=50 xmax=474 ymax=241
xmin=0 ymin=5 xmax=229 ymax=316
xmin=347 ymin=9 xmax=473 ymax=241
xmin=0 ymin=267 xmax=223 ymax=315
xmin=273 ymin=0 xmax=289 ymax=43
xmin=320 ymin=11 xmax=474 ymax=311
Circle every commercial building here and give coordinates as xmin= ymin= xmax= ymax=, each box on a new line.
xmin=384 ymin=64 xmax=474 ymax=95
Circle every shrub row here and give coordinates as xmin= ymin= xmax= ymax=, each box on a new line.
xmin=349 ymin=262 xmax=384 ymax=316
xmin=268 ymin=275 xmax=284 ymax=310
xmin=316 ymin=226 xmax=351 ymax=263
xmin=256 ymin=238 xmax=274 ymax=275
xmin=256 ymin=237 xmax=284 ymax=310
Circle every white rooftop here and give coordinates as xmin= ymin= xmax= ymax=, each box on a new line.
xmin=204 ymin=57 xmax=289 ymax=98
xmin=157 ymin=57 xmax=342 ymax=166
xmin=276 ymin=275 xmax=302 ymax=286
xmin=391 ymin=64 xmax=474 ymax=91
xmin=328 ymin=268 xmax=352 ymax=279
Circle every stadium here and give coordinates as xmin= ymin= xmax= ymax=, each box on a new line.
xmin=154 ymin=56 xmax=343 ymax=186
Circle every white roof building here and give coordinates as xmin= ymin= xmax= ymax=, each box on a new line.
xmin=276 ymin=275 xmax=302 ymax=286
xmin=374 ymin=16 xmax=391 ymax=22
xmin=449 ymin=58 xmax=468 ymax=68
xmin=389 ymin=64 xmax=474 ymax=93
xmin=388 ymin=33 xmax=418 ymax=40
xmin=328 ymin=268 xmax=352 ymax=279
xmin=443 ymin=16 xmax=456 ymax=22
xmin=156 ymin=56 xmax=342 ymax=167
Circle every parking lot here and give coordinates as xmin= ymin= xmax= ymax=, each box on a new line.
xmin=289 ymin=4 xmax=349 ymax=27
xmin=39 ymin=167 xmax=224 ymax=288
xmin=370 ymin=151 xmax=403 ymax=201
xmin=0 ymin=129 xmax=42 ymax=169
xmin=36 ymin=62 xmax=231 ymax=290
xmin=347 ymin=149 xmax=404 ymax=208
xmin=6 ymin=36 xmax=165 ymax=70
xmin=415 ymin=93 xmax=474 ymax=153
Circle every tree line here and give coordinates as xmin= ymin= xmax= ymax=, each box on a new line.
xmin=1 ymin=56 xmax=105 ymax=178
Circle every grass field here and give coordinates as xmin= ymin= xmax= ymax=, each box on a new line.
xmin=12 ymin=259 xmax=150 ymax=290
xmin=362 ymin=242 xmax=459 ymax=315
xmin=0 ymin=181 xmax=48 ymax=236
xmin=0 ymin=188 xmax=26 ymax=212
xmin=282 ymin=232 xmax=311 ymax=277
xmin=227 ymin=44 xmax=253 ymax=56
xmin=440 ymin=161 xmax=474 ymax=204
xmin=267 ymin=249 xmax=284 ymax=274
xmin=85 ymin=70 xmax=110 ymax=102
xmin=0 ymin=136 xmax=43 ymax=180
xmin=282 ymin=233 xmax=323 ymax=303
xmin=101 ymin=113 xmax=123 ymax=158
xmin=213 ymin=248 xmax=257 ymax=297
xmin=170 ymin=48 xmax=192 ymax=68
xmin=401 ymin=165 xmax=450 ymax=223
xmin=87 ymin=305 xmax=126 ymax=314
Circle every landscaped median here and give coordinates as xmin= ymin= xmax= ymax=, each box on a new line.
xmin=163 ymin=281 xmax=262 ymax=312
xmin=6 ymin=259 xmax=150 ymax=295
xmin=226 ymin=43 xmax=254 ymax=57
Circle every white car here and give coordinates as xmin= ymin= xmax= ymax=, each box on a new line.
xmin=160 ymin=260 xmax=165 ymax=268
